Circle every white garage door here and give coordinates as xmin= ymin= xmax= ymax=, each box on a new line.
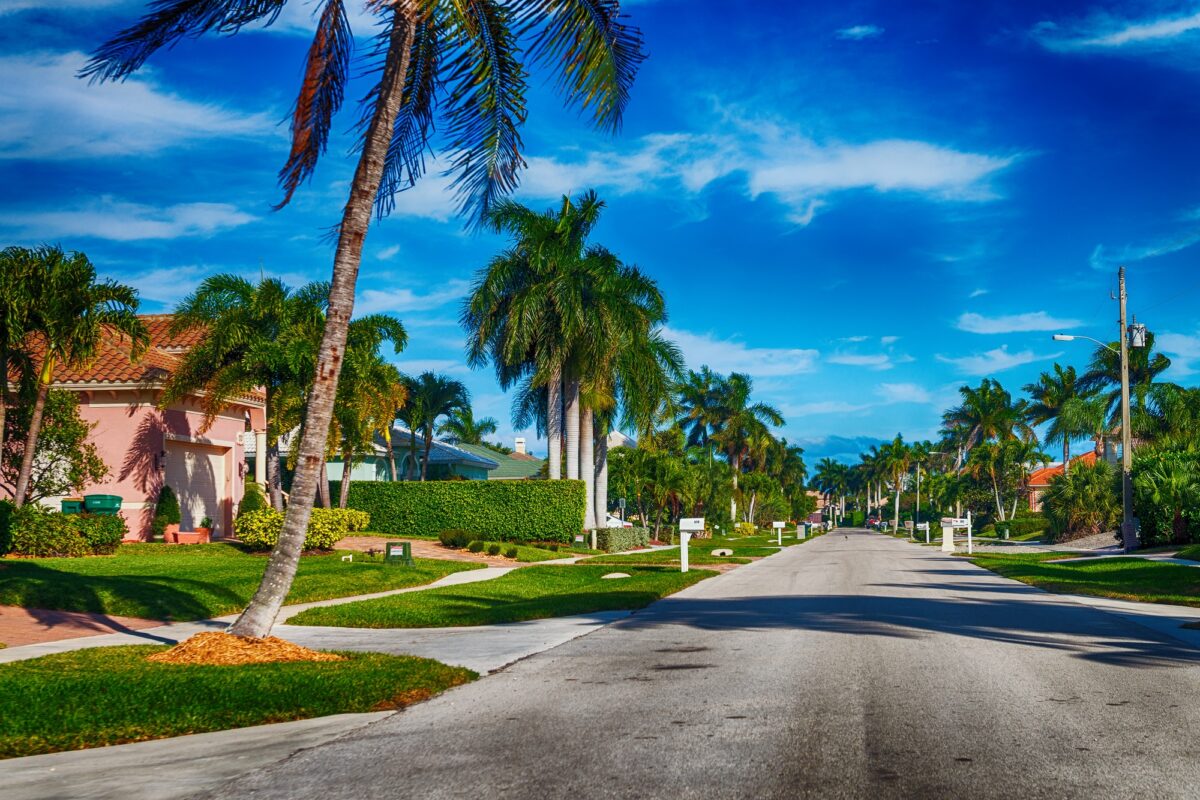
xmin=164 ymin=441 xmax=227 ymax=537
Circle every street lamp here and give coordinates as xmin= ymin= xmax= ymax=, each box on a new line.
xmin=1052 ymin=266 xmax=1141 ymax=553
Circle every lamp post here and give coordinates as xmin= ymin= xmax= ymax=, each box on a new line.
xmin=1052 ymin=267 xmax=1141 ymax=552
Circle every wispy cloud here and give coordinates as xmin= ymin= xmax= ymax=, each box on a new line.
xmin=956 ymin=311 xmax=1082 ymax=334
xmin=0 ymin=196 xmax=256 ymax=241
xmin=876 ymin=383 xmax=932 ymax=404
xmin=836 ymin=24 xmax=884 ymax=41
xmin=880 ymin=335 xmax=900 ymax=345
xmin=783 ymin=400 xmax=872 ymax=416
xmin=1090 ymin=222 xmax=1200 ymax=271
xmin=355 ymin=279 xmax=471 ymax=315
xmin=377 ymin=244 xmax=401 ymax=260
xmin=0 ymin=51 xmax=273 ymax=160
xmin=828 ymin=353 xmax=895 ymax=370
xmin=0 ymin=0 xmax=122 ymax=13
xmin=936 ymin=346 xmax=1058 ymax=375
xmin=1034 ymin=10 xmax=1200 ymax=51
xmin=664 ymin=326 xmax=819 ymax=378
xmin=1155 ymin=330 xmax=1200 ymax=377
xmin=969 ymin=288 xmax=989 ymax=298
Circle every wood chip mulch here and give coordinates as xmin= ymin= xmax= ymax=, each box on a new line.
xmin=146 ymin=631 xmax=345 ymax=666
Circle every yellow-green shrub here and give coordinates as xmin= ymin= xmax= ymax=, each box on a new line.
xmin=233 ymin=508 xmax=369 ymax=551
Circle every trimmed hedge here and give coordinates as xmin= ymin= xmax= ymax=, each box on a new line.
xmin=233 ymin=508 xmax=370 ymax=551
xmin=3 ymin=506 xmax=126 ymax=557
xmin=337 ymin=480 xmax=586 ymax=544
xmin=983 ymin=513 xmax=1047 ymax=538
xmin=596 ymin=526 xmax=650 ymax=553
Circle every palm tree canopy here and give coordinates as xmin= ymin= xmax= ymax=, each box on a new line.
xmin=438 ymin=405 xmax=499 ymax=445
xmin=1077 ymin=333 xmax=1174 ymax=435
xmin=84 ymin=0 xmax=645 ymax=222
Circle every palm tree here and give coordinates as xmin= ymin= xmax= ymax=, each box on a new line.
xmin=676 ymin=367 xmax=726 ymax=461
xmin=1077 ymin=333 xmax=1173 ymax=438
xmin=877 ymin=435 xmax=911 ymax=533
xmin=165 ymin=275 xmax=329 ymax=510
xmin=0 ymin=247 xmax=38 ymax=461
xmin=437 ymin=406 xmax=498 ymax=446
xmin=87 ymin=0 xmax=647 ymax=639
xmin=1024 ymin=364 xmax=1093 ymax=475
xmin=941 ymin=378 xmax=1034 ymax=471
xmin=403 ymin=372 xmax=470 ymax=481
xmin=711 ymin=373 xmax=784 ymax=521
xmin=12 ymin=247 xmax=147 ymax=506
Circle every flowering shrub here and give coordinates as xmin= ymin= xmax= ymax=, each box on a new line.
xmin=233 ymin=508 xmax=368 ymax=551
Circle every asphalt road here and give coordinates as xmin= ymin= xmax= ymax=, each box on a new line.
xmin=194 ymin=529 xmax=1200 ymax=799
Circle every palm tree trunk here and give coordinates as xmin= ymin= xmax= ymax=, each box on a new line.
xmin=547 ymin=367 xmax=563 ymax=480
xmin=564 ymin=377 xmax=580 ymax=480
xmin=317 ymin=461 xmax=331 ymax=509
xmin=407 ymin=427 xmax=419 ymax=480
xmin=266 ymin=438 xmax=284 ymax=510
xmin=384 ymin=430 xmax=398 ymax=482
xmin=730 ymin=453 xmax=740 ymax=522
xmin=594 ymin=428 xmax=609 ymax=529
xmin=12 ymin=377 xmax=49 ymax=507
xmin=227 ymin=11 xmax=414 ymax=639
xmin=580 ymin=408 xmax=594 ymax=530
xmin=339 ymin=452 xmax=352 ymax=508
xmin=421 ymin=428 xmax=434 ymax=481
xmin=1063 ymin=439 xmax=1070 ymax=476
xmin=892 ymin=484 xmax=900 ymax=533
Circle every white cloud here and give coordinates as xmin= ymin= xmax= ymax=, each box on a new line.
xmin=956 ymin=311 xmax=1082 ymax=334
xmin=828 ymin=353 xmax=894 ymax=370
xmin=880 ymin=335 xmax=900 ymax=345
xmin=0 ymin=51 xmax=273 ymax=160
xmin=0 ymin=196 xmax=256 ymax=241
xmin=377 ymin=244 xmax=401 ymax=260
xmin=836 ymin=25 xmax=884 ymax=41
xmin=876 ymin=383 xmax=932 ymax=404
xmin=841 ymin=335 xmax=869 ymax=343
xmin=1090 ymin=226 xmax=1200 ymax=271
xmin=355 ymin=279 xmax=471 ymax=315
xmin=784 ymin=400 xmax=872 ymax=416
xmin=513 ymin=112 xmax=1019 ymax=226
xmin=0 ymin=0 xmax=123 ymax=13
xmin=1034 ymin=10 xmax=1200 ymax=51
xmin=663 ymin=326 xmax=819 ymax=378
xmin=969 ymin=288 xmax=989 ymax=298
xmin=936 ymin=346 xmax=1058 ymax=375
xmin=1156 ymin=330 xmax=1200 ymax=377
xmin=387 ymin=171 xmax=460 ymax=222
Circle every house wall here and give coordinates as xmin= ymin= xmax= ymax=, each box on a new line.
xmin=326 ymin=456 xmax=390 ymax=483
xmin=70 ymin=388 xmax=252 ymax=540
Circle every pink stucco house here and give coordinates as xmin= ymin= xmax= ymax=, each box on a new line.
xmin=26 ymin=315 xmax=266 ymax=540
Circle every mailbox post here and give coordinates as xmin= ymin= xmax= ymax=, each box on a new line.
xmin=940 ymin=518 xmax=969 ymax=553
xmin=679 ymin=517 xmax=705 ymax=573
xmin=772 ymin=520 xmax=785 ymax=545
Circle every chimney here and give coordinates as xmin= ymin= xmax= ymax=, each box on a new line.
xmin=514 ymin=437 xmax=526 ymax=454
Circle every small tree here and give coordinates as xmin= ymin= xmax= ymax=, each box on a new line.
xmin=238 ymin=476 xmax=268 ymax=518
xmin=1042 ymin=460 xmax=1120 ymax=543
xmin=152 ymin=485 xmax=181 ymax=536
xmin=2 ymin=389 xmax=107 ymax=503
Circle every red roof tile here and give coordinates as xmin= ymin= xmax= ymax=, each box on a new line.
xmin=1028 ymin=451 xmax=1098 ymax=487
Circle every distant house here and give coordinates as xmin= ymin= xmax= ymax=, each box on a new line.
xmin=607 ymin=430 xmax=637 ymax=449
xmin=454 ymin=438 xmax=545 ymax=480
xmin=13 ymin=315 xmax=264 ymax=540
xmin=249 ymin=424 xmax=499 ymax=483
xmin=1027 ymin=452 xmax=1099 ymax=512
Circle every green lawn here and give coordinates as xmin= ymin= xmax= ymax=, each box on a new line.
xmin=1176 ymin=544 xmax=1200 ymax=562
xmin=968 ymin=551 xmax=1200 ymax=607
xmin=288 ymin=565 xmax=714 ymax=628
xmin=0 ymin=646 xmax=473 ymax=758
xmin=456 ymin=541 xmax=568 ymax=562
xmin=0 ymin=543 xmax=482 ymax=621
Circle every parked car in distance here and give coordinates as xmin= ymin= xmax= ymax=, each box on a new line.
xmin=865 ymin=516 xmax=880 ymax=530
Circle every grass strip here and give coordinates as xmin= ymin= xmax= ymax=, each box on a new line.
xmin=1176 ymin=544 xmax=1200 ymax=562
xmin=968 ymin=551 xmax=1200 ymax=607
xmin=288 ymin=565 xmax=714 ymax=628
xmin=0 ymin=645 xmax=473 ymax=759
xmin=581 ymin=550 xmax=753 ymax=566
xmin=459 ymin=541 xmax=569 ymax=562
xmin=0 ymin=543 xmax=482 ymax=621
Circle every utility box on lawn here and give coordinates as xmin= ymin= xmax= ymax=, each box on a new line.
xmin=385 ymin=541 xmax=414 ymax=566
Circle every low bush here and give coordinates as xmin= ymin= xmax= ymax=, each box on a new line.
xmin=151 ymin=485 xmax=181 ymax=538
xmin=438 ymin=529 xmax=474 ymax=549
xmin=504 ymin=546 xmax=518 ymax=559
xmin=1042 ymin=461 xmax=1120 ymax=543
xmin=233 ymin=508 xmax=367 ymax=551
xmin=984 ymin=513 xmax=1047 ymax=538
xmin=486 ymin=544 xmax=501 ymax=556
xmin=467 ymin=541 xmax=484 ymax=553
xmin=734 ymin=522 xmax=757 ymax=537
xmin=596 ymin=526 xmax=650 ymax=553
xmin=336 ymin=480 xmax=585 ymax=543
xmin=1133 ymin=451 xmax=1200 ymax=546
xmin=238 ymin=478 xmax=268 ymax=518
xmin=5 ymin=506 xmax=127 ymax=557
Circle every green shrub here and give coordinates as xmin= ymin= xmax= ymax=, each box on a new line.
xmin=1043 ymin=461 xmax=1120 ymax=543
xmin=0 ymin=499 xmax=14 ymax=555
xmin=596 ymin=526 xmax=650 ymax=553
xmin=233 ymin=508 xmax=365 ymax=551
xmin=504 ymin=546 xmax=518 ymax=558
xmin=151 ymin=485 xmax=181 ymax=537
xmin=438 ymin=529 xmax=474 ymax=549
xmin=5 ymin=507 xmax=126 ymax=557
xmin=734 ymin=522 xmax=756 ymax=537
xmin=1133 ymin=451 xmax=1200 ymax=546
xmin=335 ymin=480 xmax=585 ymax=543
xmin=486 ymin=544 xmax=501 ymax=556
xmin=238 ymin=478 xmax=268 ymax=518
xmin=467 ymin=541 xmax=484 ymax=553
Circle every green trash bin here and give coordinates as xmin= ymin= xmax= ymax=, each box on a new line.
xmin=61 ymin=499 xmax=84 ymax=515
xmin=82 ymin=494 xmax=123 ymax=516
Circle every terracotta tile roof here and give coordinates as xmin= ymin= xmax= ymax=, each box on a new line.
xmin=1028 ymin=451 xmax=1098 ymax=487
xmin=139 ymin=314 xmax=207 ymax=352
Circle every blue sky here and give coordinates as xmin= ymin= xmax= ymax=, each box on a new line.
xmin=3 ymin=1 xmax=1200 ymax=463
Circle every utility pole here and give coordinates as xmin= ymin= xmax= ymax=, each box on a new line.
xmin=1118 ymin=266 xmax=1136 ymax=553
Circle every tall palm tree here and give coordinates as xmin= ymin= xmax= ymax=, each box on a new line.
xmin=437 ymin=405 xmax=499 ymax=446
xmin=941 ymin=378 xmax=1034 ymax=471
xmin=675 ymin=367 xmax=726 ymax=461
xmin=1077 ymin=333 xmax=1173 ymax=438
xmin=711 ymin=372 xmax=784 ymax=521
xmin=12 ymin=248 xmax=147 ymax=506
xmin=877 ymin=434 xmax=911 ymax=533
xmin=165 ymin=275 xmax=329 ymax=510
xmin=1024 ymin=364 xmax=1093 ymax=475
xmin=0 ymin=247 xmax=38 ymax=461
xmin=87 ymin=0 xmax=647 ymax=639
xmin=403 ymin=371 xmax=470 ymax=481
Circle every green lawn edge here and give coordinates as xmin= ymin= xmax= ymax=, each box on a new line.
xmin=288 ymin=565 xmax=715 ymax=628
xmin=0 ymin=646 xmax=474 ymax=759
